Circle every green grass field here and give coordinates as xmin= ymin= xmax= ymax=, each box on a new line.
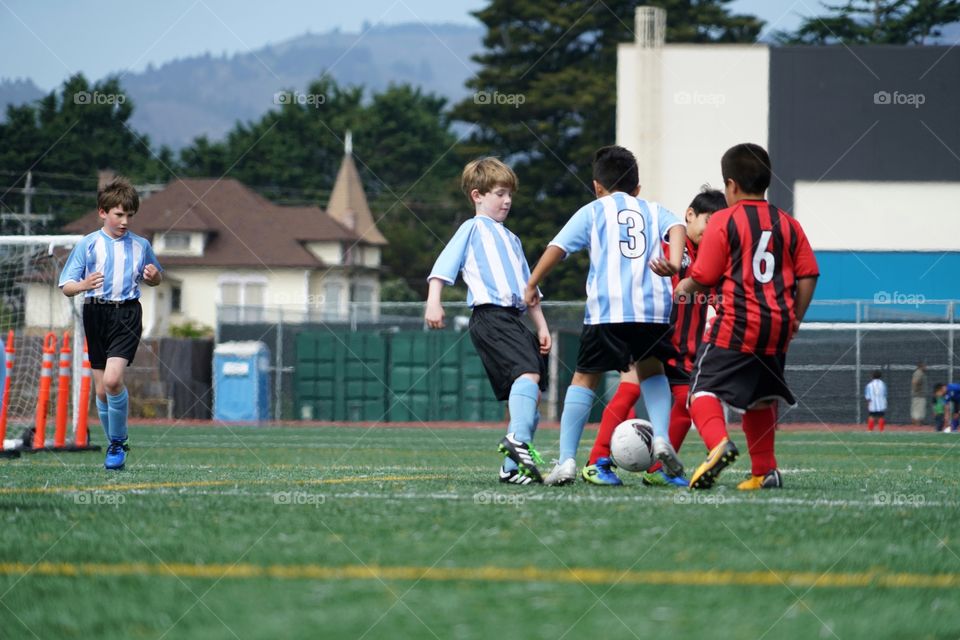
xmin=1 ymin=425 xmax=959 ymax=639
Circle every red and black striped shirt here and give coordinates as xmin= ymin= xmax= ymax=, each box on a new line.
xmin=690 ymin=200 xmax=818 ymax=355
xmin=664 ymin=238 xmax=708 ymax=373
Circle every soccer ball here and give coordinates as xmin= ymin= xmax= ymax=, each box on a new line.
xmin=610 ymin=419 xmax=654 ymax=472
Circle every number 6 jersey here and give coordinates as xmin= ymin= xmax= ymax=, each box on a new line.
xmin=689 ymin=199 xmax=819 ymax=355
xmin=549 ymin=193 xmax=682 ymax=325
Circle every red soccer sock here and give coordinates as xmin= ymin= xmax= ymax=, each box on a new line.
xmin=669 ymin=384 xmax=693 ymax=453
xmin=867 ymin=417 xmax=874 ymax=431
xmin=589 ymin=382 xmax=641 ymax=465
xmin=689 ymin=394 xmax=729 ymax=451
xmin=878 ymin=417 xmax=885 ymax=432
xmin=742 ymin=405 xmax=778 ymax=476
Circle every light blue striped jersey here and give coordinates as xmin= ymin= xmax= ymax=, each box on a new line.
xmin=58 ymin=229 xmax=162 ymax=301
xmin=428 ymin=215 xmax=533 ymax=310
xmin=865 ymin=379 xmax=888 ymax=413
xmin=550 ymin=193 xmax=682 ymax=325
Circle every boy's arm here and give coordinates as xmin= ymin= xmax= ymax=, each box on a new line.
xmin=61 ymin=273 xmax=104 ymax=298
xmin=142 ymin=243 xmax=163 ymax=286
xmin=525 ymin=245 xmax=566 ymax=308
xmin=58 ymin=239 xmax=101 ymax=297
xmin=791 ymin=275 xmax=818 ymax=333
xmin=424 ymin=278 xmax=447 ymax=329
xmin=526 ymin=300 xmax=551 ymax=355
xmin=650 ymin=224 xmax=686 ymax=276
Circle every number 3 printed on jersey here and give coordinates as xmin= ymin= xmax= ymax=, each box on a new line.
xmin=753 ymin=230 xmax=775 ymax=283
xmin=618 ymin=209 xmax=646 ymax=258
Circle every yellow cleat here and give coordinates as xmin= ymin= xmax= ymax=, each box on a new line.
xmin=737 ymin=469 xmax=783 ymax=490
xmin=689 ymin=438 xmax=739 ymax=490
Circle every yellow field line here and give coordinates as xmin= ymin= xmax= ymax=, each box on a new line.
xmin=0 ymin=561 xmax=956 ymax=589
xmin=0 ymin=474 xmax=449 ymax=495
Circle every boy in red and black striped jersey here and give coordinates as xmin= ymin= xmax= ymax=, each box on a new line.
xmin=583 ymin=188 xmax=727 ymax=487
xmin=676 ymin=143 xmax=819 ymax=491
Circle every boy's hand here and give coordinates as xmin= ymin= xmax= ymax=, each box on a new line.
xmin=83 ymin=272 xmax=104 ymax=291
xmin=142 ymin=264 xmax=162 ymax=286
xmin=649 ymin=257 xmax=677 ymax=277
xmin=524 ymin=284 xmax=540 ymax=308
xmin=424 ymin=301 xmax=445 ymax=329
xmin=537 ymin=327 xmax=551 ymax=355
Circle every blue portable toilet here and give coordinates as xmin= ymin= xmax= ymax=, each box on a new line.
xmin=213 ymin=341 xmax=270 ymax=421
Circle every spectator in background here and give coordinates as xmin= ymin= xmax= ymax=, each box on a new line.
xmin=932 ymin=383 xmax=946 ymax=432
xmin=911 ymin=362 xmax=927 ymax=426
xmin=865 ymin=370 xmax=887 ymax=432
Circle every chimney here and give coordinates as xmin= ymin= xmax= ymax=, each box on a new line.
xmin=98 ymin=169 xmax=116 ymax=190
xmin=635 ymin=6 xmax=666 ymax=48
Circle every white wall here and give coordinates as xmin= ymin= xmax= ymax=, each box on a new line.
xmin=795 ymin=181 xmax=960 ymax=251
xmin=618 ymin=43 xmax=769 ymax=214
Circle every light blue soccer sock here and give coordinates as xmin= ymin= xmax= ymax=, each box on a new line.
xmin=558 ymin=385 xmax=595 ymax=463
xmin=96 ymin=397 xmax=109 ymax=442
xmin=106 ymin=387 xmax=129 ymax=443
xmin=640 ymin=374 xmax=672 ymax=441
xmin=503 ymin=378 xmax=540 ymax=472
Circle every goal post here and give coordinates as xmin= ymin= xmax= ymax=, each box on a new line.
xmin=0 ymin=234 xmax=90 ymax=450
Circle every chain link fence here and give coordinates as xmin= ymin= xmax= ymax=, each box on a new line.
xmin=217 ymin=300 xmax=958 ymax=424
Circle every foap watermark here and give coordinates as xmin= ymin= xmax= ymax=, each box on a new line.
xmin=74 ymin=91 xmax=126 ymax=106
xmin=473 ymin=490 xmax=525 ymax=507
xmin=874 ymin=491 xmax=925 ymax=507
xmin=673 ymin=492 xmax=727 ymax=508
xmin=273 ymin=91 xmax=326 ymax=108
xmin=674 ymin=91 xmax=726 ymax=108
xmin=273 ymin=491 xmax=326 ymax=507
xmin=676 ymin=291 xmax=723 ymax=306
xmin=873 ymin=291 xmax=926 ymax=307
xmin=73 ymin=492 xmax=126 ymax=507
xmin=873 ymin=91 xmax=925 ymax=109
xmin=473 ymin=91 xmax=526 ymax=108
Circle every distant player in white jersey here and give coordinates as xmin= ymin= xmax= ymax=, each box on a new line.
xmin=59 ymin=177 xmax=163 ymax=470
xmin=865 ymin=370 xmax=888 ymax=432
xmin=524 ymin=145 xmax=686 ymax=485
xmin=425 ymin=157 xmax=550 ymax=484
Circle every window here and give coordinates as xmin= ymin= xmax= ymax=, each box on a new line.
xmin=219 ymin=276 xmax=268 ymax=323
xmin=171 ymin=285 xmax=182 ymax=312
xmin=158 ymin=232 xmax=191 ymax=252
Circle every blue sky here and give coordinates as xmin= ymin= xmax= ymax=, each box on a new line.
xmin=0 ymin=1 xmax=890 ymax=90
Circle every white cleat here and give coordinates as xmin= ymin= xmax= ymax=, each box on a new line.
xmin=544 ymin=458 xmax=578 ymax=486
xmin=652 ymin=436 xmax=684 ymax=478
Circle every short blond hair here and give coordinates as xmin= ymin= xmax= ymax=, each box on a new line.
xmin=461 ymin=157 xmax=518 ymax=203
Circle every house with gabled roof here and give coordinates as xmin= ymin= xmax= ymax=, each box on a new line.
xmin=60 ymin=145 xmax=387 ymax=336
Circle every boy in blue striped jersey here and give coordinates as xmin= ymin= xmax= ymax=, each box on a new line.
xmin=525 ymin=146 xmax=686 ymax=485
xmin=59 ymin=177 xmax=163 ymax=470
xmin=426 ymin=157 xmax=551 ymax=484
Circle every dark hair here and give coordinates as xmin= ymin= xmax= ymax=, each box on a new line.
xmin=98 ymin=176 xmax=140 ymax=213
xmin=592 ymin=145 xmax=638 ymax=194
xmin=872 ymin=370 xmax=883 ymax=379
xmin=689 ymin=186 xmax=727 ymax=215
xmin=721 ymin=143 xmax=771 ymax=195
xmin=935 ymin=383 xmax=947 ymax=391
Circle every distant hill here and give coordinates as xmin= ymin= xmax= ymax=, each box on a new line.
xmin=1 ymin=22 xmax=482 ymax=150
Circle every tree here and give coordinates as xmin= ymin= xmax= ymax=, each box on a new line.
xmin=0 ymin=74 xmax=174 ymax=230
xmin=449 ymin=1 xmax=763 ymax=298
xmin=779 ymin=0 xmax=960 ymax=45
xmin=179 ymin=78 xmax=464 ymax=298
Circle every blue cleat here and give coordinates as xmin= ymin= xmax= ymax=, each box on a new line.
xmin=642 ymin=469 xmax=689 ymax=488
xmin=582 ymin=457 xmax=623 ymax=486
xmin=104 ymin=440 xmax=129 ymax=470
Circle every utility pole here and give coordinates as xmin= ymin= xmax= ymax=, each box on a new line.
xmin=1 ymin=171 xmax=53 ymax=234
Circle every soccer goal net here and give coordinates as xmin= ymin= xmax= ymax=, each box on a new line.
xmin=0 ymin=235 xmax=86 ymax=449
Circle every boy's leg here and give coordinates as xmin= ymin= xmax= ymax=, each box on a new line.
xmin=588 ymin=373 xmax=640 ymax=465
xmin=558 ymin=372 xmax=600 ymax=463
xmin=669 ymin=384 xmax=694 ymax=453
xmin=878 ymin=414 xmax=885 ymax=432
xmin=867 ymin=415 xmax=874 ymax=431
xmin=91 ymin=369 xmax=110 ymax=442
xmin=741 ymin=403 xmax=778 ymax=477
xmin=636 ymin=357 xmax=684 ymax=477
xmin=103 ymin=357 xmax=129 ymax=443
xmin=501 ymin=374 xmax=540 ymax=474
